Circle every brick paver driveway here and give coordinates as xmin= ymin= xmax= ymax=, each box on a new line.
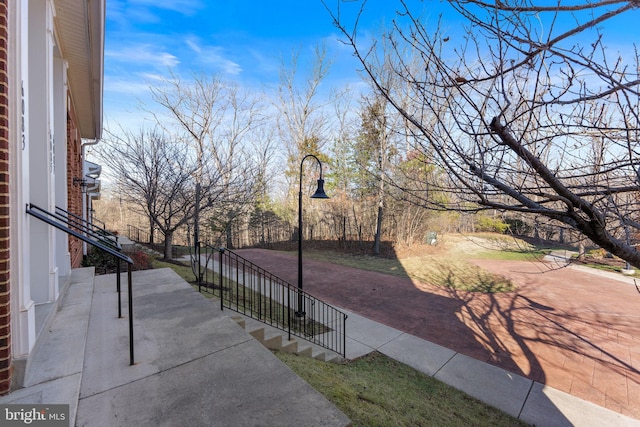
xmin=236 ymin=248 xmax=640 ymax=420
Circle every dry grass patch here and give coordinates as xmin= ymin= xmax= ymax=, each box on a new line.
xmin=303 ymin=233 xmax=522 ymax=293
xmin=399 ymin=255 xmax=515 ymax=292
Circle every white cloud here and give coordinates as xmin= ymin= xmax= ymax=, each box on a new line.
xmin=104 ymin=77 xmax=150 ymax=95
xmin=248 ymin=49 xmax=280 ymax=76
xmin=186 ymin=38 xmax=242 ymax=75
xmin=106 ymin=44 xmax=180 ymax=68
xmin=185 ymin=39 xmax=202 ymax=54
xmin=102 ymin=111 xmax=156 ymax=135
xmin=107 ymin=0 xmax=160 ymax=25
xmin=138 ymin=72 xmax=168 ymax=83
xmin=129 ymin=0 xmax=204 ymax=16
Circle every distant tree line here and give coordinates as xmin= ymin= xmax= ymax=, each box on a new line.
xmin=96 ymin=0 xmax=639 ymax=267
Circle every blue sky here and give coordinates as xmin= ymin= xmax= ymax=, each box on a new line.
xmin=103 ymin=0 xmax=637 ymax=131
xmin=103 ymin=0 xmax=434 ymax=129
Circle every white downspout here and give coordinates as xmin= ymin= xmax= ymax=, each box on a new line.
xmin=80 ymin=138 xmax=99 ymax=255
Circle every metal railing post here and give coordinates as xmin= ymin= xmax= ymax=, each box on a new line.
xmin=128 ymin=263 xmax=134 ymax=365
xmin=197 ymin=240 xmax=202 ymax=287
xmin=287 ymin=286 xmax=291 ymax=341
xmin=197 ymin=241 xmax=202 ymax=293
xmin=219 ymin=248 xmax=224 ymax=311
xmin=257 ymin=271 xmax=262 ymax=320
xmin=117 ymin=258 xmax=122 ymax=318
xmin=343 ymin=314 xmax=348 ymax=358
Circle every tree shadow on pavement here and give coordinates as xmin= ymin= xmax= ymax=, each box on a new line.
xmin=457 ymin=259 xmax=640 ymax=420
xmin=235 ymin=248 xmax=610 ymax=424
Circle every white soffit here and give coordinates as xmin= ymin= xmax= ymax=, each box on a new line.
xmin=53 ymin=0 xmax=105 ymax=140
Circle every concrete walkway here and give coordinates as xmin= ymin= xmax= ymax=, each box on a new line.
xmin=0 ymin=267 xmax=350 ymax=427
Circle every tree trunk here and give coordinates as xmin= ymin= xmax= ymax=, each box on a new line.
xmin=342 ymin=216 xmax=347 ymax=248
xmin=373 ymin=205 xmax=383 ymax=256
xmin=226 ymin=222 xmax=234 ymax=249
xmin=149 ymin=217 xmax=154 ymax=245
xmin=373 ymin=113 xmax=387 ymax=257
xmin=578 ymin=242 xmax=585 ymax=259
xmin=163 ymin=230 xmax=173 ymax=260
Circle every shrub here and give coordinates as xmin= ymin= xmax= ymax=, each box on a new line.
xmin=475 ymin=216 xmax=509 ymax=233
xmin=82 ymin=248 xmax=118 ymax=275
xmin=130 ymin=250 xmax=153 ymax=270
xmin=82 ymin=248 xmax=154 ymax=274
xmin=504 ymin=218 xmax=531 ymax=235
xmin=588 ymin=248 xmax=608 ymax=259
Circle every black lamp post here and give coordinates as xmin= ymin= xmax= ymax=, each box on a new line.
xmin=296 ymin=154 xmax=329 ymax=317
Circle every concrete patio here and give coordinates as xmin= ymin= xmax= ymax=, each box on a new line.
xmin=0 ymin=267 xmax=350 ymax=426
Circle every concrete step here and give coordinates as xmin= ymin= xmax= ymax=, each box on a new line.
xmin=297 ymin=344 xmax=341 ymax=363
xmin=231 ymin=315 xmax=344 ymax=363
xmin=246 ymin=324 xmax=265 ymax=342
xmin=280 ymin=338 xmax=299 ymax=354
xmin=1 ymin=267 xmax=98 ymax=427
xmin=263 ymin=331 xmax=288 ymax=351
xmin=297 ymin=344 xmax=325 ymax=361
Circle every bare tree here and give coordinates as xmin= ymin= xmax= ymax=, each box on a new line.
xmin=273 ymin=45 xmax=338 ymax=246
xmin=276 ymin=45 xmax=333 ymax=189
xmin=327 ymin=0 xmax=640 ymax=267
xmin=149 ymin=73 xmax=262 ymax=248
xmin=355 ymin=97 xmax=391 ymax=254
xmin=98 ymin=128 xmax=225 ymax=259
xmin=247 ymin=126 xmax=280 ymax=247
xmin=326 ymin=87 xmax=360 ymax=247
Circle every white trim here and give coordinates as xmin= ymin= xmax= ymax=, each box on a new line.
xmin=54 ymin=55 xmax=70 ymax=279
xmin=27 ymin=0 xmax=58 ymax=304
xmin=10 ymin=0 xmax=37 ymax=358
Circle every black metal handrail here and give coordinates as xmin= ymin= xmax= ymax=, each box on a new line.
xmin=195 ymin=243 xmax=347 ymax=357
xmin=127 ymin=224 xmax=151 ymax=244
xmin=56 ymin=205 xmax=108 ymax=236
xmin=90 ymin=215 xmax=107 ymax=231
xmin=51 ymin=205 xmax=120 ymax=251
xmin=26 ymin=203 xmax=136 ymax=365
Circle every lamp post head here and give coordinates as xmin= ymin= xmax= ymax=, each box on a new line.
xmin=311 ymin=178 xmax=329 ymax=199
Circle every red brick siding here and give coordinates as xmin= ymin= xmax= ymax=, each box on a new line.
xmin=0 ymin=0 xmax=11 ymax=395
xmin=67 ymin=98 xmax=82 ymax=268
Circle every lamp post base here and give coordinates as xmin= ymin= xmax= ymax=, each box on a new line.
xmin=294 ymin=311 xmax=306 ymax=318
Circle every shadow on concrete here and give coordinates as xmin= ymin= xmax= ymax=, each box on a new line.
xmin=469 ymin=258 xmax=640 ymax=419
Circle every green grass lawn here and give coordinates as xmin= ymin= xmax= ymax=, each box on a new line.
xmin=471 ymin=248 xmax=550 ymax=261
xmin=274 ymin=350 xmax=528 ymax=427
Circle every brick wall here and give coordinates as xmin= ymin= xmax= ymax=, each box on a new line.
xmin=67 ymin=101 xmax=83 ymax=268
xmin=0 ymin=0 xmax=11 ymax=395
